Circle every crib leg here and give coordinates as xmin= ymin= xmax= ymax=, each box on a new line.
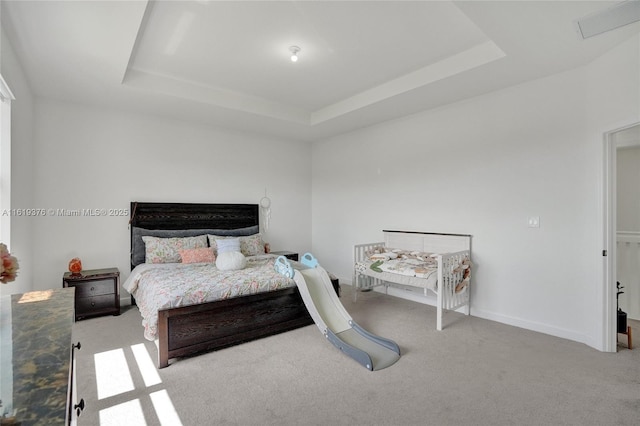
xmin=353 ymin=274 xmax=358 ymax=303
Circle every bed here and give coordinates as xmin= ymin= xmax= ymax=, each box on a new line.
xmin=353 ymin=230 xmax=471 ymax=330
xmin=125 ymin=202 xmax=313 ymax=368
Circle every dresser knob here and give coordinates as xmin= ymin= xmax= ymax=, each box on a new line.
xmin=73 ymin=341 xmax=81 ymax=351
xmin=75 ymin=398 xmax=85 ymax=416
xmin=91 ymin=286 xmax=95 ymax=291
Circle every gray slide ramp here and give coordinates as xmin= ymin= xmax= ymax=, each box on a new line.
xmin=275 ymin=254 xmax=400 ymax=371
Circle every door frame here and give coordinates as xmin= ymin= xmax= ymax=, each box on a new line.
xmin=603 ymin=122 xmax=640 ymax=352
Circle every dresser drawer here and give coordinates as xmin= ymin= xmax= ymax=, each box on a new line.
xmin=76 ymin=294 xmax=117 ymax=314
xmin=71 ymin=279 xmax=115 ymax=297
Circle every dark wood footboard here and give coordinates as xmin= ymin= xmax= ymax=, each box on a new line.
xmin=157 ymin=287 xmax=312 ymax=368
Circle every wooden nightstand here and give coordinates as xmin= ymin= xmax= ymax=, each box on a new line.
xmin=63 ymin=267 xmax=120 ymax=321
xmin=271 ymin=251 xmax=299 ymax=261
xmin=328 ymin=273 xmax=341 ymax=297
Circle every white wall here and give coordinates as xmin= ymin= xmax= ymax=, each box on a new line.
xmin=311 ymin=34 xmax=640 ymax=350
xmin=0 ymin=28 xmax=35 ymax=296
xmin=29 ymin=99 xmax=312 ymax=295
xmin=617 ymin=146 xmax=640 ymax=232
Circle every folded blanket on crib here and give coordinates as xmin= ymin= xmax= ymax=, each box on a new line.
xmin=356 ymin=247 xmax=470 ymax=293
xmin=375 ymin=258 xmax=438 ymax=279
xmin=364 ymin=247 xmax=438 ymax=278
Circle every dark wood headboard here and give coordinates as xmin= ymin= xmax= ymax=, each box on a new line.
xmin=130 ymin=202 xmax=259 ymax=230
xmin=129 ymin=202 xmax=259 ymax=270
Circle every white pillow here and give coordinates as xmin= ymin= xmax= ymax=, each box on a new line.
xmin=208 ymin=233 xmax=265 ymax=256
xmin=215 ymin=238 xmax=246 ymax=271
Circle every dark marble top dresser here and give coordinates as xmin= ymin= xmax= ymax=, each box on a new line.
xmin=0 ymin=287 xmax=79 ymax=425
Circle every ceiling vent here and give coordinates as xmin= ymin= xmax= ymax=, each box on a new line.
xmin=575 ymin=0 xmax=640 ymax=39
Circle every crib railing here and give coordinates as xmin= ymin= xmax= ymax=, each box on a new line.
xmin=440 ymin=251 xmax=471 ymax=311
xmin=617 ymin=231 xmax=640 ymax=320
xmin=353 ymin=242 xmax=385 ymax=302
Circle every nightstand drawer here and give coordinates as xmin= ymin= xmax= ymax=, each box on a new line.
xmin=76 ymin=295 xmax=117 ymax=314
xmin=71 ymin=279 xmax=114 ymax=297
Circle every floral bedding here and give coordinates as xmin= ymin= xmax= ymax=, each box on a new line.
xmin=355 ymin=247 xmax=439 ymax=278
xmin=123 ymin=255 xmax=295 ymax=341
xmin=355 ymin=246 xmax=471 ymax=293
xmin=354 ymin=247 xmax=440 ymax=291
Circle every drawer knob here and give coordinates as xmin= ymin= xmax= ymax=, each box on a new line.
xmin=90 ymin=286 xmax=95 ymax=291
xmin=73 ymin=341 xmax=81 ymax=351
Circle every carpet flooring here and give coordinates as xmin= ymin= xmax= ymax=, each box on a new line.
xmin=72 ymin=286 xmax=639 ymax=426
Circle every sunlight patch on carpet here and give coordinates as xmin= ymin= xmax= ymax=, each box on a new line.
xmin=132 ymin=343 xmax=162 ymax=387
xmin=150 ymin=389 xmax=183 ymax=426
xmin=99 ymin=399 xmax=146 ymax=425
xmin=94 ymin=348 xmax=134 ymax=399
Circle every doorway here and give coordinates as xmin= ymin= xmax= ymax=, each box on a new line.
xmin=604 ymin=122 xmax=640 ymax=352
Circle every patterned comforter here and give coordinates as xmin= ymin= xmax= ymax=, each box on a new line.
xmin=354 ymin=248 xmax=441 ymax=291
xmin=355 ymin=258 xmax=440 ymax=291
xmin=123 ymin=255 xmax=295 ymax=341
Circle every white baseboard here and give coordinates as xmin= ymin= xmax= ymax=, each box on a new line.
xmin=470 ymin=307 xmax=595 ymax=349
xmin=343 ymin=281 xmax=598 ymax=350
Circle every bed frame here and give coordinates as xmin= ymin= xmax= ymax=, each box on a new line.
xmin=130 ymin=202 xmax=313 ymax=368
xmin=353 ymin=230 xmax=471 ymax=331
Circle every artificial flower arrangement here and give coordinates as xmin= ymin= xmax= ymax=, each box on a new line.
xmin=0 ymin=243 xmax=19 ymax=283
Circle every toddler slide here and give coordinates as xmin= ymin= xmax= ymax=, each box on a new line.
xmin=275 ymin=253 xmax=400 ymax=371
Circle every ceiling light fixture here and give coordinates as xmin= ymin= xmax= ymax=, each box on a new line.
xmin=289 ymin=46 xmax=300 ymax=62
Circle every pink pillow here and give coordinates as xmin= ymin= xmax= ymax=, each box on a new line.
xmin=179 ymin=248 xmax=216 ymax=264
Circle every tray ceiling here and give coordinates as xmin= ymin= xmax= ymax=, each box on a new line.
xmin=2 ymin=1 xmax=638 ymax=141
